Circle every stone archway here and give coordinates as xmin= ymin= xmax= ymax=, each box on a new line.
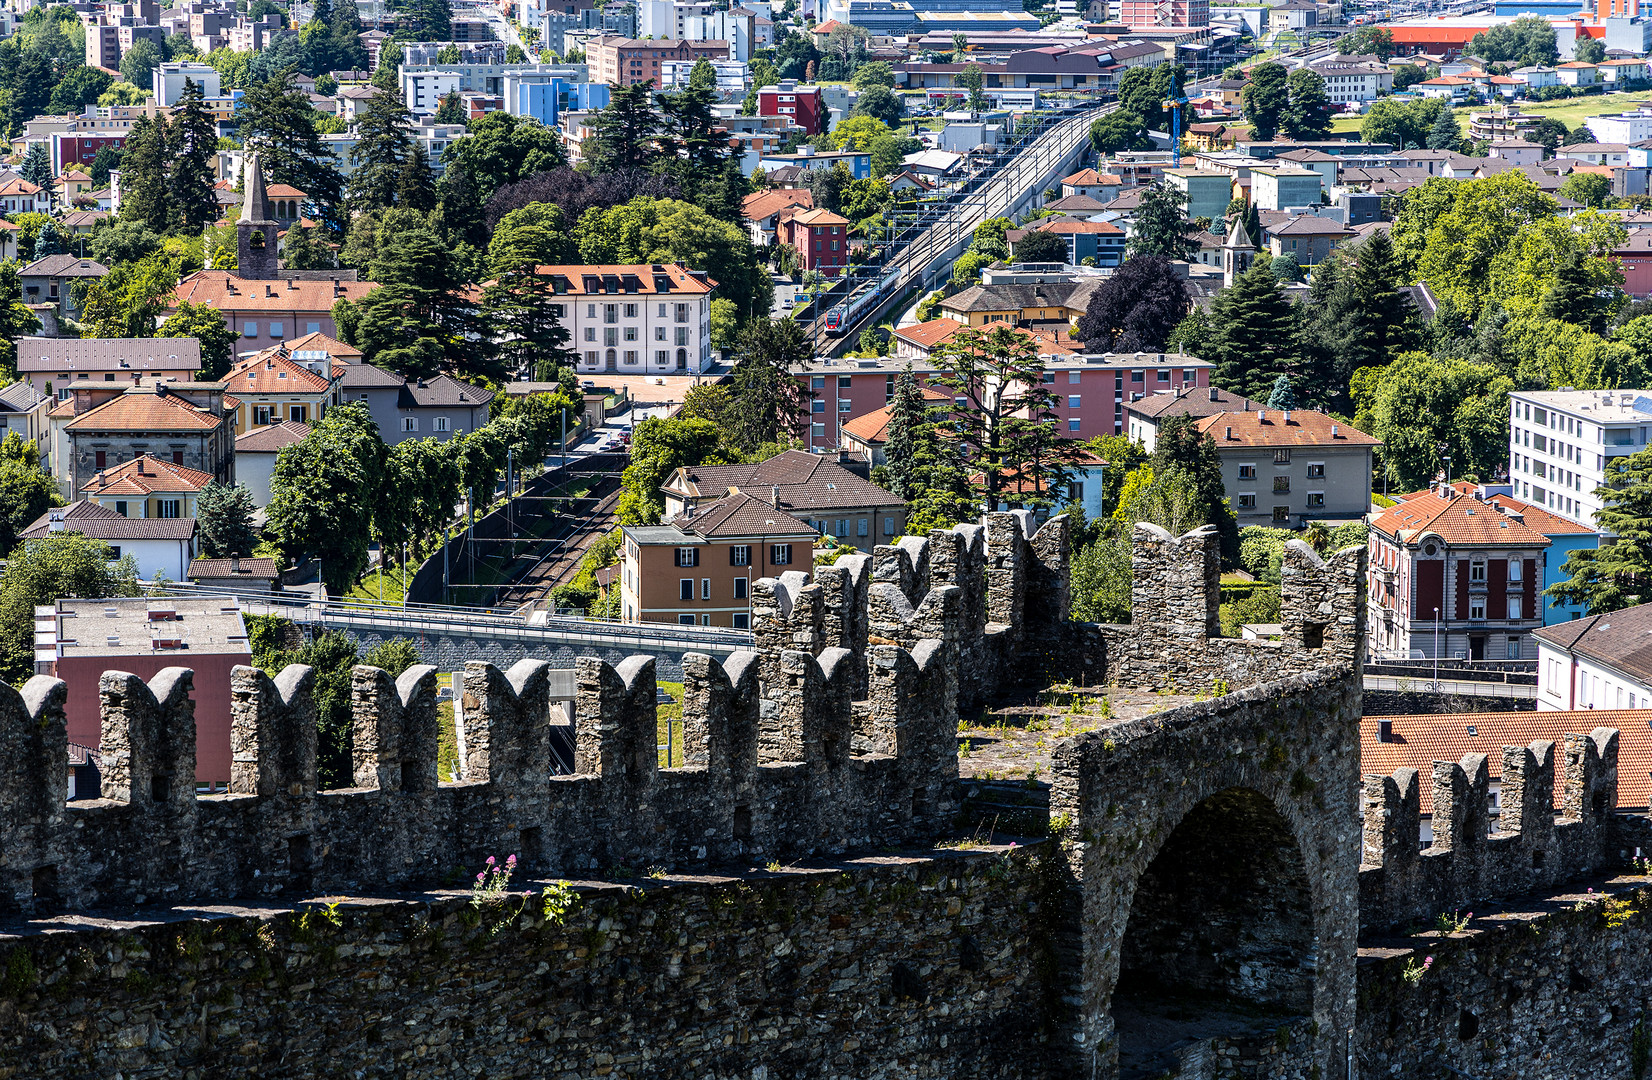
xmin=1112 ymin=787 xmax=1317 ymax=1079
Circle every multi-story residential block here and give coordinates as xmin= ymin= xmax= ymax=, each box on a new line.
xmin=18 ymin=255 xmax=107 ymax=323
xmin=18 ymin=337 xmax=200 ymax=399
xmin=223 ymin=349 xmax=338 ymax=433
xmin=619 ymin=491 xmax=816 ymax=627
xmin=55 ymin=380 xmax=234 ymax=499
xmin=80 ymin=453 xmax=214 ymax=520
xmin=1367 ymin=483 xmax=1550 ymax=662
xmin=1006 ymin=217 xmax=1126 ymax=266
xmin=1250 ymin=166 xmax=1322 ymax=211
xmin=1536 ymin=601 xmax=1652 ymax=710
xmin=1125 ymin=385 xmax=1262 ymax=449
xmin=1507 ymin=389 xmax=1652 ymax=528
xmin=402 ymin=68 xmax=462 ymax=114
xmin=586 ymin=36 xmax=728 ymax=86
xmin=1262 ymin=215 xmax=1354 ymax=267
xmin=151 ymin=61 xmax=221 ymax=104
xmin=757 ymin=81 xmax=827 ymax=135
xmin=659 ymin=449 xmax=906 ymax=551
xmin=1118 ymin=0 xmax=1208 ymax=27
xmin=790 ymin=350 xmax=1213 ymax=450
xmin=778 ymin=207 xmax=852 ymax=277
xmin=1197 ymin=408 xmax=1379 ymax=527
xmin=1301 ymin=53 xmax=1392 ymax=103
xmin=30 ymin=596 xmax=248 ymax=786
xmin=492 ymin=263 xmax=717 ymax=375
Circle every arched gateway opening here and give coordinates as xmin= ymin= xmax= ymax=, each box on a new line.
xmin=1113 ymin=787 xmax=1316 ymax=1078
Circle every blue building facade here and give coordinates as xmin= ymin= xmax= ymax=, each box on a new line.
xmin=506 ymin=76 xmax=609 ymax=128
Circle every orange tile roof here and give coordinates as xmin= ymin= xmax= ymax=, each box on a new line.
xmin=282 ymin=329 xmax=360 ymax=358
xmin=892 ymin=318 xmax=1080 ymax=355
xmin=1197 ymin=408 xmax=1380 ymax=449
xmin=81 ymin=454 xmax=214 ymax=496
xmin=227 ymin=351 xmax=332 ymax=394
xmin=840 ymin=386 xmax=951 ymax=444
xmin=742 ymin=188 xmax=813 ymax=221
xmin=173 ymin=272 xmax=375 ymax=313
xmin=64 ymin=388 xmax=226 ymax=432
xmin=523 ymin=264 xmax=716 ymax=296
xmin=265 ymin=184 xmax=307 ymax=198
xmin=1362 ymin=710 xmax=1652 ymax=812
xmin=1396 ymin=488 xmax=1596 ymax=536
xmin=1369 ymin=489 xmax=1552 ymax=547
xmin=788 ymin=207 xmax=853 ymax=227
xmin=0 ymin=178 xmax=41 ymax=196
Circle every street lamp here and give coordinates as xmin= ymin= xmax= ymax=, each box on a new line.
xmin=1433 ymin=607 xmax=1441 ymax=691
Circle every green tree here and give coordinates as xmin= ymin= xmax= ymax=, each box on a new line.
xmin=89 ymin=144 xmax=125 ymax=186
xmin=281 ymin=222 xmax=337 ymax=270
xmin=574 ymin=197 xmax=772 ymax=320
xmin=73 ymin=254 xmax=180 ymax=338
xmin=1550 ymin=447 xmax=1652 ymax=613
xmin=1208 ymin=261 xmax=1300 ymax=401
xmin=585 ymin=81 xmax=661 ymax=174
xmin=0 ymin=433 xmax=63 ymax=555
xmin=89 ymin=218 xmax=163 ymax=266
xmin=972 ymin=217 xmax=1013 ymax=260
xmin=1283 ymin=69 xmax=1330 ymax=141
xmin=955 ymin=62 xmax=986 ymax=113
xmin=1574 ymin=34 xmax=1606 ymax=64
xmin=348 ymin=88 xmax=419 ymax=210
xmin=1560 ymin=171 xmax=1614 ymax=210
xmin=168 ymin=78 xmax=221 ymax=233
xmin=1265 ymin=374 xmax=1295 ymax=408
xmin=1426 ymin=105 xmax=1460 ymax=151
xmin=266 ymin=401 xmax=386 ymax=594
xmin=481 ymin=203 xmax=577 ymax=376
xmin=1342 ymin=26 xmax=1395 ymax=59
xmin=434 ymin=89 xmax=464 ymax=124
xmin=854 ymin=84 xmax=903 ymax=126
xmin=1389 ymin=172 xmax=1560 ymax=319
xmin=727 ymin=318 xmax=812 ymax=452
xmin=196 ymin=481 xmax=259 ymax=558
xmin=0 ymin=263 xmax=40 ymax=376
xmin=1359 ymin=97 xmax=1446 ymax=150
xmin=362 ymin=637 xmax=422 ymax=675
xmin=1467 ymin=14 xmax=1558 ymax=66
xmin=853 ymin=60 xmax=894 ymax=90
xmin=159 ymin=302 xmax=237 ymax=379
xmin=0 ymin=533 xmax=138 ymax=683
xmin=875 ymin=363 xmax=972 ymax=528
xmin=1241 ymin=62 xmax=1289 ymax=142
xmin=48 ymin=66 xmax=112 ymax=115
xmin=238 ymin=66 xmax=345 ymax=228
xmin=1150 ymin=414 xmax=1238 ymax=564
xmin=617 ymin=417 xmax=731 ymax=524
xmin=1127 ymin=182 xmax=1196 ymax=260
xmin=1014 ymin=228 xmax=1068 ymax=263
xmin=119 ymin=37 xmax=163 ymax=88
xmin=1366 ymin=352 xmax=1511 ymax=489
xmin=119 ymin=114 xmax=174 ymax=235
xmin=710 ymin=297 xmax=739 ymax=350
xmin=1090 ymin=109 xmax=1151 ymax=154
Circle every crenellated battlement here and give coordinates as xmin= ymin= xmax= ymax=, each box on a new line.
xmin=1358 ymin=728 xmax=1622 ymax=931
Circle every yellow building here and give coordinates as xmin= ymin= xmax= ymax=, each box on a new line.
xmin=224 ymin=348 xmax=338 ymax=434
xmin=80 ymin=453 xmax=214 ymax=519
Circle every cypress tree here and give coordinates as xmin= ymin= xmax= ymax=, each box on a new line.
xmin=1211 ymin=262 xmax=1300 ymax=402
xmin=119 ymin=115 xmax=175 ymax=235
xmin=1150 ymin=414 xmax=1239 ymax=565
xmin=169 ymin=79 xmax=221 ymax=234
xmin=881 ymin=364 xmax=926 ymax=500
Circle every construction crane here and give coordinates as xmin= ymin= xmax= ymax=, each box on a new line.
xmin=1165 ymin=70 xmax=1189 ymax=167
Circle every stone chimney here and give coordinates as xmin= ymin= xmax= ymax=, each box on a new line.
xmin=770 ymin=485 xmax=780 ymax=507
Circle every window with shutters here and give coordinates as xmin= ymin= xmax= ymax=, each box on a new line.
xmin=675 ymin=547 xmax=699 ymax=567
xmin=679 ymin=579 xmax=693 ymax=601
xmin=771 ymin=544 xmax=792 ymax=565
xmin=1470 ymin=561 xmax=1486 ymax=583
xmin=730 ymin=545 xmax=750 ymax=566
xmin=734 ymin=577 xmax=747 ymax=599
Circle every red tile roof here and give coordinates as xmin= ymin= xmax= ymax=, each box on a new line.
xmin=1362 ymin=710 xmax=1652 ymax=812
xmin=742 ymin=188 xmax=814 ymax=221
xmin=235 ymin=420 xmax=311 ymax=453
xmin=64 ymin=387 xmax=227 ymax=433
xmin=1197 ymin=408 xmax=1380 ymax=448
xmin=1370 ymin=489 xmax=1551 ymax=547
xmin=840 ymin=386 xmax=952 ymax=444
xmin=227 ymin=351 xmax=332 ymax=394
xmin=666 ymin=490 xmax=817 ymax=539
xmin=81 ymin=454 xmax=214 ymax=497
xmin=1396 ymin=488 xmax=1596 ymax=536
xmin=174 ymin=271 xmax=375 ymax=312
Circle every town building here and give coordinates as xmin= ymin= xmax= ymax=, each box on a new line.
xmin=18 ymin=255 xmax=108 ymax=324
xmin=1118 ymin=0 xmax=1209 ymax=27
xmin=189 ymin=555 xmax=280 ymax=591
xmin=585 ymin=36 xmax=728 ymax=86
xmin=31 ymin=596 xmax=249 ymax=787
xmin=1006 ymin=217 xmax=1127 ymax=266
xmin=1196 ymin=408 xmax=1380 ymax=527
xmin=1537 ymin=601 xmax=1652 ymax=710
xmin=80 ymin=453 xmax=214 ymax=521
xmin=17 ymin=337 xmax=200 ymax=400
xmin=778 ymin=207 xmax=853 ymax=278
xmin=741 ymin=188 xmax=814 ymax=248
xmin=1125 ymin=385 xmax=1263 ymax=449
xmin=793 ymin=350 xmax=1213 ymax=450
xmin=1507 ymin=388 xmax=1651 ymax=528
xmin=491 ymin=263 xmax=717 ymax=375
xmin=756 ymin=81 xmax=827 ymax=134
xmin=60 ymin=380 xmax=235 ymax=501
xmin=1262 ymin=215 xmax=1354 ymax=267
xmin=151 ymin=61 xmax=221 ymax=105
xmin=224 ymin=348 xmax=338 ymax=433
xmin=838 ymin=385 xmax=953 ymax=465
xmin=619 ymin=491 xmax=817 ymax=628
xmin=1367 ymin=483 xmax=1550 ymax=662
xmin=19 ymin=501 xmax=197 ymax=582
xmin=234 ymin=420 xmax=309 ymax=506
xmin=170 ymin=154 xmax=375 ymax=344
xmin=659 ymin=449 xmax=906 ymax=550
xmin=1301 ymin=53 xmax=1392 ymax=103
xmin=1362 ymin=708 xmax=1652 ymax=837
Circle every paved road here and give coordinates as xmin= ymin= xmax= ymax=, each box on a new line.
xmin=1364 ymin=675 xmax=1537 ymax=700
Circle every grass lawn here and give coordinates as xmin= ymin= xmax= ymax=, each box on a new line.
xmin=1519 ymin=90 xmax=1651 ymax=131
xmin=346 ymin=565 xmax=414 ymax=606
xmin=1331 ymin=113 xmax=1364 ymax=136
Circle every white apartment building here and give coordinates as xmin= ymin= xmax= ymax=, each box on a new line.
xmin=402 ymin=68 xmax=463 ymax=115
xmin=532 ymin=264 xmax=718 ymax=375
xmin=1508 ymin=389 xmax=1652 ymax=529
xmin=1303 ymin=54 xmax=1393 ymax=103
xmin=1585 ymin=112 xmax=1652 ymax=145
xmin=151 ymin=61 xmax=221 ymax=105
xmin=1536 ymin=602 xmax=1652 ymax=710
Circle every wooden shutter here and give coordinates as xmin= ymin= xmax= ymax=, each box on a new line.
xmin=1416 ymin=560 xmax=1444 ymax=620
xmin=1487 ymin=559 xmax=1507 ymax=620
xmin=1524 ymin=560 xmax=1538 ymax=619
xmin=1455 ymin=559 xmax=1470 ymax=620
